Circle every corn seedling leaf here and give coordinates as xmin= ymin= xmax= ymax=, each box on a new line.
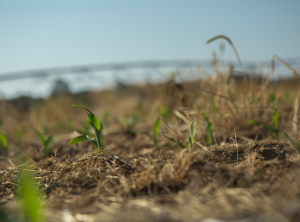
xmin=69 ymin=135 xmax=90 ymax=144
xmin=161 ymin=134 xmax=185 ymax=149
xmin=272 ymin=108 xmax=279 ymax=130
xmin=17 ymin=168 xmax=44 ymax=222
xmin=248 ymin=120 xmax=277 ymax=138
xmin=0 ymin=131 xmax=8 ymax=150
xmin=98 ymin=121 xmax=103 ymax=147
xmin=268 ymin=92 xmax=276 ymax=103
xmin=88 ymin=137 xmax=98 ymax=148
xmin=73 ymin=105 xmax=100 ymax=131
xmin=153 ymin=118 xmax=161 ymax=142
xmin=160 ymin=105 xmax=172 ymax=122
xmin=45 ymin=135 xmax=53 ymax=146
xmin=202 ymin=113 xmax=214 ymax=146
xmin=282 ymin=132 xmax=300 ymax=154
xmin=190 ymin=117 xmax=197 ymax=144
xmin=139 ymin=131 xmax=154 ymax=141
xmin=14 ymin=130 xmax=21 ymax=146
xmin=137 ymin=118 xmax=161 ymax=150
xmin=162 ymin=142 xmax=173 ymax=148
xmin=188 ymin=133 xmax=193 ymax=151
xmin=73 ymin=105 xmax=101 ymax=150
xmin=36 ymin=131 xmax=46 ymax=144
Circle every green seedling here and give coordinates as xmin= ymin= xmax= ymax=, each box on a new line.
xmin=249 ymin=107 xmax=278 ymax=138
xmin=210 ymin=100 xmax=218 ymax=114
xmin=160 ymin=105 xmax=172 ymax=122
xmin=36 ymin=129 xmax=53 ymax=158
xmin=0 ymin=130 xmax=8 ymax=150
xmin=14 ymin=130 xmax=21 ymax=147
xmin=69 ymin=105 xmax=103 ymax=151
xmin=161 ymin=134 xmax=185 ymax=149
xmin=0 ymin=118 xmax=7 ymax=153
xmin=268 ymin=92 xmax=276 ymax=104
xmin=162 ymin=117 xmax=197 ymax=152
xmin=202 ymin=112 xmax=214 ymax=146
xmin=139 ymin=118 xmax=161 ymax=150
xmin=16 ymin=165 xmax=45 ymax=222
xmin=188 ymin=117 xmax=197 ymax=151
xmin=282 ymin=132 xmax=300 ymax=155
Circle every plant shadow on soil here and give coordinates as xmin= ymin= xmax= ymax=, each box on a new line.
xmin=1 ymin=74 xmax=300 ymax=222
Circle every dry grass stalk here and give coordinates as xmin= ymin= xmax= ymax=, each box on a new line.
xmin=292 ymin=91 xmax=300 ymax=133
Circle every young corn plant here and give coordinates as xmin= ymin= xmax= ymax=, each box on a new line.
xmin=14 ymin=129 xmax=21 ymax=147
xmin=0 ymin=118 xmax=8 ymax=155
xmin=162 ymin=117 xmax=197 ymax=152
xmin=36 ymin=128 xmax=53 ymax=158
xmin=69 ymin=105 xmax=103 ymax=151
xmin=187 ymin=117 xmax=197 ymax=151
xmin=202 ymin=112 xmax=214 ymax=146
xmin=15 ymin=165 xmax=45 ymax=222
xmin=139 ymin=118 xmax=161 ymax=150
xmin=282 ymin=132 xmax=300 ymax=154
xmin=160 ymin=105 xmax=172 ymax=122
xmin=249 ymin=107 xmax=279 ymax=138
xmin=0 ymin=130 xmax=8 ymax=154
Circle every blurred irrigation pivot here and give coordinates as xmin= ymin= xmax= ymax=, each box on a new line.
xmin=0 ymin=58 xmax=299 ymax=82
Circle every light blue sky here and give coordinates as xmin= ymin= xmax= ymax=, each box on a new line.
xmin=0 ymin=0 xmax=299 ymax=97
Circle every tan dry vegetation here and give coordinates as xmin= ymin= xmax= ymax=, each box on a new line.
xmin=0 ymin=63 xmax=300 ymax=221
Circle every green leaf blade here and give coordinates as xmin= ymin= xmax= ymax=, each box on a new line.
xmin=18 ymin=169 xmax=44 ymax=222
xmin=153 ymin=118 xmax=161 ymax=141
xmin=73 ymin=105 xmax=100 ymax=131
xmin=203 ymin=113 xmax=214 ymax=146
xmin=161 ymin=134 xmax=185 ymax=149
xmin=69 ymin=135 xmax=90 ymax=145
xmin=87 ymin=137 xmax=98 ymax=149
xmin=190 ymin=117 xmax=197 ymax=145
xmin=0 ymin=130 xmax=8 ymax=150
xmin=36 ymin=131 xmax=46 ymax=144
xmin=138 ymin=131 xmax=154 ymax=141
xmin=249 ymin=119 xmax=277 ymax=138
xmin=272 ymin=108 xmax=279 ymax=130
xmin=73 ymin=104 xmax=101 ymax=149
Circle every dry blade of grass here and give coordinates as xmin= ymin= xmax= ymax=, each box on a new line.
xmin=173 ymin=110 xmax=191 ymax=125
xmin=206 ymin=35 xmax=245 ymax=73
xmin=272 ymin=54 xmax=300 ymax=78
xmin=292 ymin=91 xmax=300 ymax=133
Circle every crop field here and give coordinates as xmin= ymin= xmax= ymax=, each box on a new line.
xmin=1 ymin=55 xmax=300 ymax=221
